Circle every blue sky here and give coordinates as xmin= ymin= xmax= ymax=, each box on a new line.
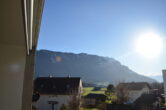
xmin=37 ymin=0 xmax=166 ymax=81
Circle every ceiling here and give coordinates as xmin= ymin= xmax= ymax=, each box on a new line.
xmin=0 ymin=0 xmax=26 ymax=46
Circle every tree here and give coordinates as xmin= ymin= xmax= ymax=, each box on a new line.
xmin=107 ymin=84 xmax=114 ymax=91
xmin=105 ymin=84 xmax=114 ymax=95
xmin=60 ymin=104 xmax=67 ymax=110
xmin=105 ymin=84 xmax=114 ymax=103
xmin=68 ymin=91 xmax=81 ymax=110
xmin=115 ymin=84 xmax=129 ymax=104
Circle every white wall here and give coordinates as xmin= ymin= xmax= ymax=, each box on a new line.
xmin=0 ymin=0 xmax=44 ymax=110
xmin=0 ymin=44 xmax=26 ymax=110
xmin=162 ymin=70 xmax=166 ymax=102
xmin=36 ymin=95 xmax=73 ymax=110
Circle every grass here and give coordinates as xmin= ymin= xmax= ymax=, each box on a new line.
xmin=81 ymin=87 xmax=117 ymax=105
xmin=80 ymin=107 xmax=100 ymax=110
xmin=82 ymin=87 xmax=106 ymax=96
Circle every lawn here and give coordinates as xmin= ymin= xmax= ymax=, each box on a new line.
xmin=80 ymin=107 xmax=100 ymax=110
xmin=81 ymin=87 xmax=117 ymax=104
xmin=82 ymin=87 xmax=106 ymax=96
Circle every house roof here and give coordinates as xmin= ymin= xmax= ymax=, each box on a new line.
xmin=134 ymin=94 xmax=157 ymax=105
xmin=85 ymin=93 xmax=107 ymax=100
xmin=117 ymin=82 xmax=151 ymax=91
xmin=34 ymin=77 xmax=81 ymax=95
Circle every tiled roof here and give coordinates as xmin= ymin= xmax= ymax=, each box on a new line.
xmin=85 ymin=93 xmax=107 ymax=100
xmin=118 ymin=82 xmax=151 ymax=90
xmin=34 ymin=77 xmax=81 ymax=95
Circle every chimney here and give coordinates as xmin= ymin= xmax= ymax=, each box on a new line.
xmin=68 ymin=74 xmax=70 ymax=78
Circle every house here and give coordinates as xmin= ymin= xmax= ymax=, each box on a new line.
xmin=117 ymin=82 xmax=151 ymax=103
xmin=83 ymin=93 xmax=107 ymax=106
xmin=92 ymin=87 xmax=102 ymax=91
xmin=162 ymin=70 xmax=166 ymax=101
xmin=134 ymin=94 xmax=159 ymax=110
xmin=34 ymin=77 xmax=83 ymax=110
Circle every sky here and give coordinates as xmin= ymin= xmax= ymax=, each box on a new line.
xmin=37 ymin=0 xmax=166 ymax=81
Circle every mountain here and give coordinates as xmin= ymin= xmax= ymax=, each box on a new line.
xmin=149 ymin=75 xmax=163 ymax=82
xmin=35 ymin=50 xmax=156 ymax=85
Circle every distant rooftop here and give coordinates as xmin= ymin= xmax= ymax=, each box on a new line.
xmin=85 ymin=93 xmax=107 ymax=101
xmin=118 ymin=82 xmax=151 ymax=90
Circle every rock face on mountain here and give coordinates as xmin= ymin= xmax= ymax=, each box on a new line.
xmin=35 ymin=50 xmax=156 ymax=85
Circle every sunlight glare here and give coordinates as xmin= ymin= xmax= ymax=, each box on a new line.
xmin=135 ymin=32 xmax=163 ymax=59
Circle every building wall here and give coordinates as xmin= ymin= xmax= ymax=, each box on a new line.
xmin=0 ymin=44 xmax=26 ymax=110
xmin=36 ymin=95 xmax=73 ymax=110
xmin=0 ymin=0 xmax=44 ymax=110
xmin=162 ymin=70 xmax=166 ymax=101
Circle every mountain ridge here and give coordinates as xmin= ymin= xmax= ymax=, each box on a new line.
xmin=35 ymin=50 xmax=156 ymax=85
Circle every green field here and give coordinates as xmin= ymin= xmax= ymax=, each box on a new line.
xmin=81 ymin=87 xmax=116 ymax=110
xmin=80 ymin=108 xmax=100 ymax=110
xmin=82 ymin=87 xmax=117 ymax=104
xmin=82 ymin=87 xmax=106 ymax=96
